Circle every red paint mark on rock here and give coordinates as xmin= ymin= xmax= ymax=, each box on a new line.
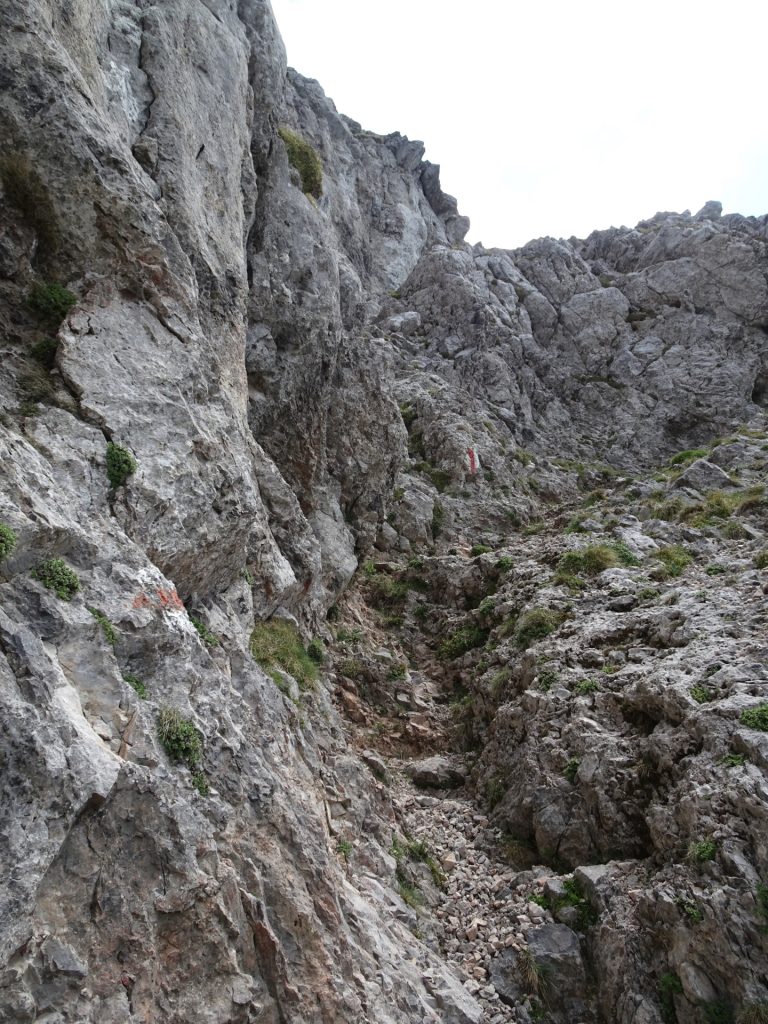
xmin=157 ymin=588 xmax=184 ymax=610
xmin=131 ymin=588 xmax=184 ymax=612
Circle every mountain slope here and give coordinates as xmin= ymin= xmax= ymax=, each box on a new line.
xmin=0 ymin=2 xmax=766 ymax=1023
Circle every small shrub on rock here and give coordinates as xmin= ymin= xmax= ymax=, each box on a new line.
xmin=676 ymin=898 xmax=703 ymax=922
xmin=490 ymin=667 xmax=513 ymax=698
xmin=719 ymin=753 xmax=745 ymax=768
xmin=564 ymin=758 xmax=580 ymax=783
xmin=124 ymin=674 xmax=147 ymax=698
xmin=612 ymin=541 xmax=640 ymax=566
xmin=307 ymin=637 xmax=325 ymax=664
xmin=439 ymin=625 xmax=487 ymax=660
xmin=722 ymin=521 xmax=748 ymax=540
xmin=537 ymin=667 xmax=558 ymax=692
xmin=421 ymin=464 xmax=451 ymax=492
xmin=33 ymin=557 xmax=80 ymax=600
xmin=485 ymin=776 xmax=505 ymax=809
xmin=652 ymin=545 xmax=692 ymax=580
xmin=190 ymin=616 xmax=219 ymax=647
xmin=530 ymin=877 xmax=596 ymax=930
xmin=432 ymin=500 xmax=444 ymax=539
xmin=740 ymin=1004 xmax=768 ymax=1024
xmin=191 ymin=771 xmax=209 ymax=796
xmin=0 ymin=524 xmax=17 ymax=561
xmin=755 ymin=549 xmax=768 ymax=570
xmin=702 ymin=1000 xmax=738 ymax=1024
xmin=688 ymin=838 xmax=717 ymax=863
xmin=659 ymin=973 xmax=683 ymax=1024
xmin=690 ymin=685 xmax=715 ymax=704
xmin=740 ymin=704 xmax=768 ymax=731
xmin=27 ymin=282 xmax=76 ymax=325
xmin=514 ymin=608 xmax=564 ymax=650
xmin=397 ymin=880 xmax=424 ymax=909
xmin=31 ymin=336 xmax=59 ymax=369
xmin=157 ymin=707 xmax=203 ymax=768
xmin=0 ymin=152 xmax=59 ymax=254
xmin=574 ymin=679 xmax=599 ymax=695
xmin=88 ymin=607 xmax=117 ymax=646
xmin=757 ymin=883 xmax=768 ymax=927
xmin=106 ymin=442 xmax=137 ymax=488
xmin=367 ymin=573 xmax=410 ymax=609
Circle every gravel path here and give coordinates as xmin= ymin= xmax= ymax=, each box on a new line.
xmin=392 ymin=767 xmax=554 ymax=1024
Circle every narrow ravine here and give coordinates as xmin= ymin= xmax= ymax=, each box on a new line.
xmin=392 ymin=766 xmax=529 ymax=1024
xmin=333 ymin=418 xmax=768 ymax=1024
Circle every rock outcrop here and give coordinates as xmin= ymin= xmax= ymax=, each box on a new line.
xmin=1 ymin=1 xmax=767 ymax=1023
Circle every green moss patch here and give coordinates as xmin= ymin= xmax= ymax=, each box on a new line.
xmin=278 ymin=126 xmax=323 ymax=198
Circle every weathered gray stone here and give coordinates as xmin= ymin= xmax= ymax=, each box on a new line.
xmin=490 ymin=924 xmax=587 ymax=1020
xmin=672 ymin=458 xmax=737 ymax=493
xmin=408 ymin=756 xmax=468 ymax=789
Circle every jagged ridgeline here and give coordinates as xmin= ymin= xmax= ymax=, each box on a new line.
xmin=0 ymin=1 xmax=766 ymax=1023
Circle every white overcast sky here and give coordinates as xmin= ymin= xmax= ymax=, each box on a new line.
xmin=270 ymin=0 xmax=767 ymax=249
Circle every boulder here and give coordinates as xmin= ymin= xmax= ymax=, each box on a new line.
xmin=407 ymin=756 xmax=467 ymax=789
xmin=672 ymin=458 xmax=736 ymax=493
xmin=490 ymin=924 xmax=588 ymax=1021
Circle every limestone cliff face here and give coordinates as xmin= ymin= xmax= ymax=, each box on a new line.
xmin=0 ymin=1 xmax=766 ymax=1023
xmin=0 ymin=3 xmax=477 ymax=1022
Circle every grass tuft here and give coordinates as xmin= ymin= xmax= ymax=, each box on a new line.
xmin=514 ymin=608 xmax=564 ymax=650
xmin=88 ymin=607 xmax=117 ymax=646
xmin=0 ymin=524 xmax=17 ymax=561
xmin=124 ymin=674 xmax=147 ymax=698
xmin=157 ymin=707 xmax=203 ymax=768
xmin=669 ymin=448 xmax=708 ymax=466
xmin=652 ymin=545 xmax=692 ymax=580
xmin=190 ymin=617 xmax=219 ymax=647
xmin=251 ymin=618 xmax=318 ymax=690
xmin=740 ymin=704 xmax=768 ymax=731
